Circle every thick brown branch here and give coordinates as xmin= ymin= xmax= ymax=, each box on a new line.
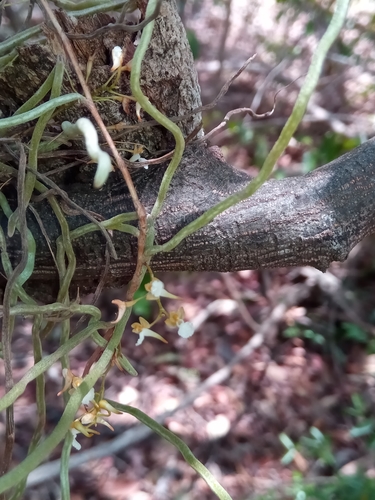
xmin=2 ymin=139 xmax=375 ymax=301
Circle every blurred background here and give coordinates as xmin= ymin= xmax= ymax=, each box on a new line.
xmin=2 ymin=0 xmax=375 ymax=499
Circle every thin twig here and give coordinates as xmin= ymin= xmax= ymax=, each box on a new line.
xmin=66 ymin=0 xmax=163 ymax=39
xmin=43 ymin=159 xmax=85 ymax=177
xmin=196 ymin=105 xmax=276 ymax=144
xmin=113 ymin=56 xmax=298 ymax=149
xmin=194 ymin=74 xmax=302 ymax=145
xmin=250 ymin=58 xmax=289 ymax=112
xmin=0 ymin=150 xmax=88 ymax=163
xmin=112 ymin=54 xmax=258 ymax=141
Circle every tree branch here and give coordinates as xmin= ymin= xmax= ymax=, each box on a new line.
xmin=2 ymin=138 xmax=375 ymax=300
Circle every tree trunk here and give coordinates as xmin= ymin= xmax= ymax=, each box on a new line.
xmin=0 ymin=1 xmax=374 ymax=301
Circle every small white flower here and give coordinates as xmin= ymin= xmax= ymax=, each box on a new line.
xmin=70 ymin=428 xmax=81 ymax=450
xmin=145 ymin=278 xmax=179 ymax=300
xmin=151 ymin=279 xmax=165 ymax=297
xmin=135 ymin=328 xmax=167 ymax=346
xmin=132 ymin=317 xmax=167 ymax=346
xmin=129 ymin=153 xmax=141 ymax=162
xmin=111 ymin=46 xmax=123 ymax=72
xmin=135 ymin=330 xmax=146 ymax=346
xmin=178 ymin=321 xmax=195 ymax=339
xmin=81 ymin=387 xmax=95 ymax=406
xmin=130 ymin=153 xmax=148 ymax=170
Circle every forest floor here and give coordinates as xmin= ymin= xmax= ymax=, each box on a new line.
xmin=21 ymin=253 xmax=375 ymax=500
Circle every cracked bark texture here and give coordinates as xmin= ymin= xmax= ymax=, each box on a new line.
xmin=0 ymin=1 xmax=374 ymax=301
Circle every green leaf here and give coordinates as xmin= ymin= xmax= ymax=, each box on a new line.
xmin=283 ymin=326 xmax=301 ymax=338
xmin=186 ymin=29 xmax=200 ymax=60
xmin=310 ymin=426 xmax=325 ymax=442
xmin=132 ymin=273 xmax=152 ymax=318
xmin=279 ymin=432 xmax=296 ymax=450
xmin=341 ymin=322 xmax=368 ymax=343
xmin=281 ymin=448 xmax=296 ymax=465
xmin=350 ymin=421 xmax=375 ymax=438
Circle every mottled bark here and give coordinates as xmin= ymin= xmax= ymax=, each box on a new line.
xmin=0 ymin=1 xmax=374 ymax=301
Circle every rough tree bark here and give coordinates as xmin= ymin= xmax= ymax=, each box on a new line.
xmin=0 ymin=0 xmax=374 ymax=301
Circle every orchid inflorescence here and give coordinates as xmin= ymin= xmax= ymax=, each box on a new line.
xmin=70 ymin=398 xmax=122 ymax=450
xmin=113 ymin=274 xmax=195 ymax=347
xmin=59 ymin=273 xmax=195 ymax=449
xmin=58 ymin=369 xmax=122 ymax=450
